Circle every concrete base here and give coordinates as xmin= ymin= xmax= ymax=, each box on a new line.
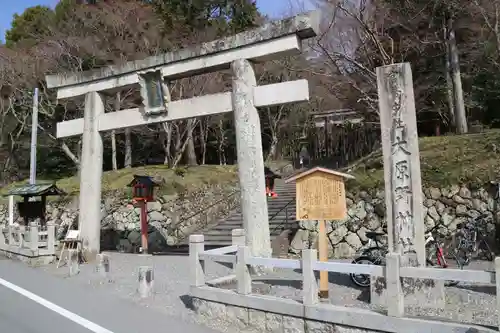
xmin=0 ymin=249 xmax=55 ymax=267
xmin=370 ymin=276 xmax=445 ymax=308
xmin=190 ymin=285 xmax=494 ymax=333
xmin=82 ymin=248 xmax=99 ymax=263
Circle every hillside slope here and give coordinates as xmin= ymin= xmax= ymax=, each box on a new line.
xmin=0 ymin=160 xmax=292 ymax=203
xmin=348 ymin=130 xmax=500 ymax=190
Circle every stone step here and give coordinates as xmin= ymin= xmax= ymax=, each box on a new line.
xmin=225 ymin=207 xmax=296 ymax=216
xmin=211 ymin=220 xmax=294 ymax=229
xmin=224 ymin=215 xmax=295 ymax=223
xmin=203 ymin=234 xmax=284 ymax=242
xmin=207 ymin=225 xmax=296 ymax=234
xmin=206 ymin=223 xmax=296 ymax=233
xmin=180 ymin=179 xmax=298 ymax=247
xmin=211 ymin=219 xmax=295 ymax=227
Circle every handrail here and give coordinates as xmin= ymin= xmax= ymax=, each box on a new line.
xmin=269 ymin=197 xmax=296 ymax=235
xmin=175 ymin=162 xmax=294 ymax=229
xmin=179 ymin=190 xmax=239 ymax=224
xmin=160 ymin=163 xmax=296 ymax=244
xmin=173 ymin=190 xmax=240 ymax=242
xmin=165 ymin=162 xmax=293 ymax=217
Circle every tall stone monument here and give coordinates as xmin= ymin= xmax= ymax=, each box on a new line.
xmin=371 ymin=63 xmax=444 ymax=309
xmin=378 ymin=62 xmax=425 ymax=266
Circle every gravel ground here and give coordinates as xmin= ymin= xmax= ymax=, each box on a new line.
xmin=40 ymin=252 xmax=235 ymax=331
xmin=40 ymin=252 xmax=498 ymax=331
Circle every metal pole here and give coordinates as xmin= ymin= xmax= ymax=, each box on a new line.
xmin=8 ymin=195 xmax=14 ymax=226
xmin=140 ymin=200 xmax=148 ymax=254
xmin=29 ymin=88 xmax=39 ymax=185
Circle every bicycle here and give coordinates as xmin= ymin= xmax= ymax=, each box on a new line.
xmin=454 ymin=214 xmax=494 ymax=265
xmin=350 ymin=231 xmax=461 ymax=287
xmin=451 ymin=179 xmax=498 ymax=264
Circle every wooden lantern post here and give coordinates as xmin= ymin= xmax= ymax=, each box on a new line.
xmin=128 ymin=175 xmax=161 ymax=255
xmin=285 ymin=167 xmax=354 ymax=299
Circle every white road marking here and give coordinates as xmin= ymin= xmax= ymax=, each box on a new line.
xmin=0 ymin=277 xmax=115 ymax=333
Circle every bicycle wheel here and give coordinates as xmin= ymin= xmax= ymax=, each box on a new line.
xmin=427 ymin=242 xmax=462 ymax=287
xmin=478 ymin=239 xmax=494 ymax=261
xmin=359 ymin=246 xmax=386 ymax=258
xmin=350 ymin=256 xmax=377 ymax=288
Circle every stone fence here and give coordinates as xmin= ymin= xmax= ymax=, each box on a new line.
xmin=290 ymin=184 xmax=499 ymax=257
xmin=188 ymin=229 xmax=499 ymax=333
xmin=0 ymin=222 xmax=56 ymax=265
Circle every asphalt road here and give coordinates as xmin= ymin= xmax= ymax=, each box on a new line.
xmin=0 ymin=257 xmax=219 ymax=333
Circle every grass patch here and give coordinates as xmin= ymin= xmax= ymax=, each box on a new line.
xmin=0 ymin=165 xmax=239 ymax=203
xmin=0 ymin=160 xmax=292 ymax=203
xmin=348 ymin=129 xmax=500 ymax=191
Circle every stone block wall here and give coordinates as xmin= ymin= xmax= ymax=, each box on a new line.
xmin=290 ymin=184 xmax=498 ymax=258
xmin=0 ymin=183 xmax=240 ymax=252
xmin=193 ymin=298 xmax=377 ymax=333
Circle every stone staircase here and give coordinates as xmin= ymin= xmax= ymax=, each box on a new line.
xmin=196 ymin=180 xmax=298 ymax=250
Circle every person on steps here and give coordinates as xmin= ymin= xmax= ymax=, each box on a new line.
xmin=299 ymin=146 xmax=310 ymax=169
xmin=264 ymin=166 xmax=281 ymax=197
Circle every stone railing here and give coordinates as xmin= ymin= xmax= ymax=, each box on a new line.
xmin=0 ymin=222 xmax=56 ymax=265
xmin=188 ymin=229 xmax=499 ymax=333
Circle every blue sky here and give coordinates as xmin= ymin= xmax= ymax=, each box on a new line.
xmin=0 ymin=0 xmax=296 ymax=42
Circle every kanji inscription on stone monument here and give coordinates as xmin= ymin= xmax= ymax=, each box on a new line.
xmin=377 ymin=63 xmax=425 ymax=266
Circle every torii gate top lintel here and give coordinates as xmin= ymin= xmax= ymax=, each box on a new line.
xmin=45 ymin=11 xmax=319 ymax=100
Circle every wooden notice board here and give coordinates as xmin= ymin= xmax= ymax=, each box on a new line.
xmin=285 ymin=166 xmax=354 ymax=300
xmin=285 ymin=167 xmax=354 ymax=221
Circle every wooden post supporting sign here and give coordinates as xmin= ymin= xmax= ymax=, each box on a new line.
xmin=286 ymin=167 xmax=354 ymax=299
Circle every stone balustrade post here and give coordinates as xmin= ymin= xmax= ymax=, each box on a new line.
xmin=386 ymin=252 xmax=404 ymax=317
xmin=29 ymin=222 xmax=38 ymax=252
xmin=46 ymin=222 xmax=56 ymax=254
xmin=236 ymin=245 xmax=251 ymax=295
xmin=302 ymin=249 xmax=319 ymax=306
xmin=18 ymin=225 xmax=26 ymax=248
xmin=232 ymin=229 xmax=245 ymax=274
xmin=8 ymin=225 xmax=14 ymax=246
xmin=189 ymin=234 xmax=205 ymax=287
xmin=0 ymin=227 xmax=5 ymax=246
xmin=495 ymin=257 xmax=500 ymax=331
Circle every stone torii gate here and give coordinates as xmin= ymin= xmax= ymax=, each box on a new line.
xmin=45 ymin=12 xmax=319 ymax=260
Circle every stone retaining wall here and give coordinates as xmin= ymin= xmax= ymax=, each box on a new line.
xmin=193 ymin=297 xmax=376 ymax=333
xmin=0 ymin=183 xmax=240 ymax=252
xmin=290 ymin=184 xmax=498 ymax=257
xmin=190 ymin=287 xmax=492 ymax=333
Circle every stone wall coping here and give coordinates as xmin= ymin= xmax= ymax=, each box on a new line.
xmin=191 ymin=285 xmax=496 ymax=333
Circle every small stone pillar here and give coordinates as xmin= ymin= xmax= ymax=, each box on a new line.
xmin=96 ymin=253 xmax=110 ymax=280
xmin=138 ymin=266 xmax=154 ymax=298
xmin=68 ymin=249 xmax=80 ymax=276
